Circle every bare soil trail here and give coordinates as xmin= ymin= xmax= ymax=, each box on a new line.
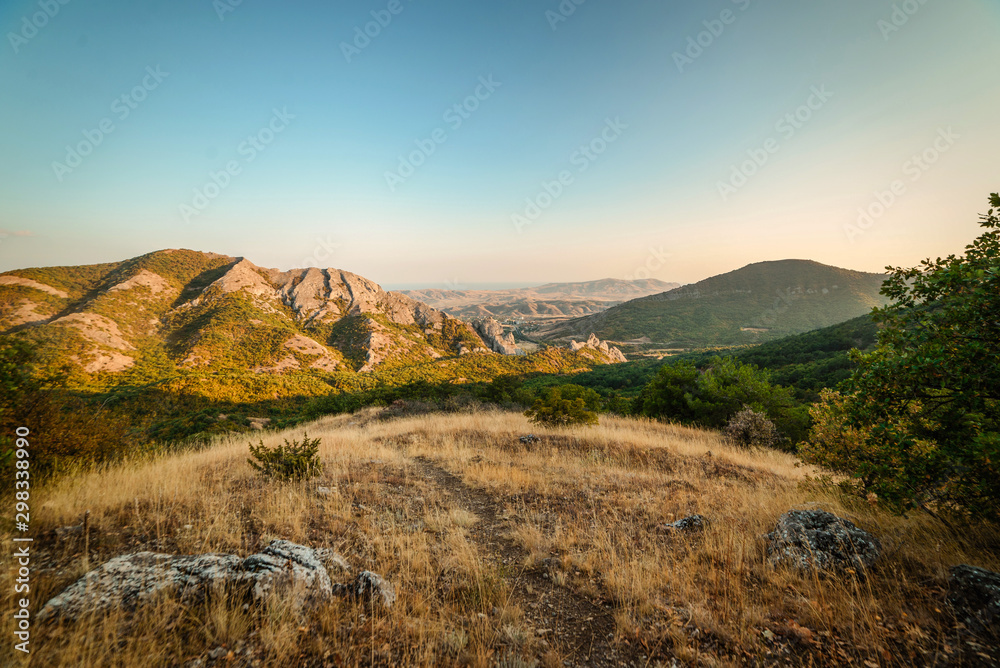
xmin=412 ymin=455 xmax=644 ymax=668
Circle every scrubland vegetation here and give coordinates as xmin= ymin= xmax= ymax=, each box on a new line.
xmin=4 ymin=409 xmax=998 ymax=666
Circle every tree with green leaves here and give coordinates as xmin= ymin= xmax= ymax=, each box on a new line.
xmin=524 ymin=385 xmax=600 ymax=427
xmin=633 ymin=356 xmax=808 ymax=446
xmin=803 ymin=193 xmax=1000 ymax=520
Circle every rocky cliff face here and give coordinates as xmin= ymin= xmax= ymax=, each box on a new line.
xmin=271 ymin=266 xmax=446 ymax=329
xmin=569 ymin=333 xmax=628 ymax=363
xmin=472 ymin=317 xmax=522 ymax=356
xmin=0 ymin=250 xmax=494 ymax=376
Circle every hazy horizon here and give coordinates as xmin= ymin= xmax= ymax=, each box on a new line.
xmin=2 ymin=0 xmax=998 ymax=285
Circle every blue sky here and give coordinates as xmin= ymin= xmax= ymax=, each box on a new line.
xmin=1 ymin=0 xmax=998 ymax=286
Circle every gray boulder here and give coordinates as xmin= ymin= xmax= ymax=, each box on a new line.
xmin=766 ymin=509 xmax=880 ymax=572
xmin=241 ymin=539 xmax=333 ymax=608
xmin=948 ymin=564 xmax=1000 ymax=637
xmin=39 ymin=540 xmax=335 ymax=621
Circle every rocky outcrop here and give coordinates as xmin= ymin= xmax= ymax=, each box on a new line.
xmin=273 ymin=267 xmax=447 ymax=330
xmin=949 ymin=564 xmax=1000 ymax=637
xmin=210 ymin=259 xmax=277 ymax=299
xmin=472 ymin=317 xmax=521 ymax=355
xmin=283 ymin=334 xmax=342 ymax=371
xmin=569 ymin=333 xmax=627 ymax=363
xmin=765 ymin=510 xmax=880 ymax=572
xmin=0 ymin=275 xmax=69 ymax=298
xmin=51 ymin=313 xmax=134 ymax=351
xmin=38 ymin=540 xmax=394 ymax=622
xmin=107 ymin=269 xmax=171 ymax=295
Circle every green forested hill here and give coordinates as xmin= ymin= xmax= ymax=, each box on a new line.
xmin=539 ymin=260 xmax=887 ymax=348
xmin=525 ymin=313 xmax=880 ymax=404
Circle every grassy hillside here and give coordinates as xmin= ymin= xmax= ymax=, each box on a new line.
xmin=9 ymin=409 xmax=997 ymax=666
xmin=540 ymin=260 xmax=887 ymax=348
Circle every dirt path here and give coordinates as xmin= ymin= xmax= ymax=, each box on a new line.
xmin=412 ymin=456 xmax=641 ymax=668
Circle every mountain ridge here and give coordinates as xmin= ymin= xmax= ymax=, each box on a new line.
xmin=0 ymin=249 xmax=627 ymax=385
xmin=538 ymin=259 xmax=889 ymax=348
xmin=400 ymin=278 xmax=678 ymax=322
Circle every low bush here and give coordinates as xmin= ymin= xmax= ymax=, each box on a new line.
xmin=247 ymin=433 xmax=323 ymax=481
xmin=724 ymin=407 xmax=780 ymax=449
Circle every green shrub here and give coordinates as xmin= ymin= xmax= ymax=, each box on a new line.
xmin=633 ymin=356 xmax=807 ymax=447
xmin=248 ymin=432 xmax=323 ymax=481
xmin=724 ymin=407 xmax=780 ymax=449
xmin=524 ymin=385 xmax=599 ymax=427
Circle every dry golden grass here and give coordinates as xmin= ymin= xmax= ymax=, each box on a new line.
xmin=2 ymin=407 xmax=998 ymax=666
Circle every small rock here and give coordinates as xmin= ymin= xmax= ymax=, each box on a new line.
xmin=316 ymin=487 xmax=332 ymax=497
xmin=766 ymin=509 xmax=880 ymax=572
xmin=659 ymin=514 xmax=707 ymax=533
xmin=948 ymin=564 xmax=1000 ymax=638
xmin=334 ymin=570 xmax=396 ymax=609
xmin=208 ymin=647 xmax=227 ymax=660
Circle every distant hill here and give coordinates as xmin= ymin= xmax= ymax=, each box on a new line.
xmin=538 ymin=260 xmax=888 ymax=348
xmin=0 ymin=250 xmax=627 ymax=395
xmin=400 ymin=278 xmax=678 ymax=322
xmin=523 ymin=312 xmax=881 ymax=405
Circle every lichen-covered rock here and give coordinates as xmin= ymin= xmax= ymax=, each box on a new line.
xmin=948 ymin=564 xmax=1000 ymax=637
xmin=334 ymin=570 xmax=396 ymax=609
xmin=766 ymin=510 xmax=880 ymax=572
xmin=37 ymin=552 xmax=243 ymax=622
xmin=38 ymin=540 xmax=334 ymax=622
xmin=241 ymin=539 xmax=333 ymax=608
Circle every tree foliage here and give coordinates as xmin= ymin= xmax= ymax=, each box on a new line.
xmin=633 ymin=356 xmax=807 ymax=446
xmin=803 ymin=194 xmax=1000 ymax=520
xmin=524 ymin=385 xmax=600 ymax=427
